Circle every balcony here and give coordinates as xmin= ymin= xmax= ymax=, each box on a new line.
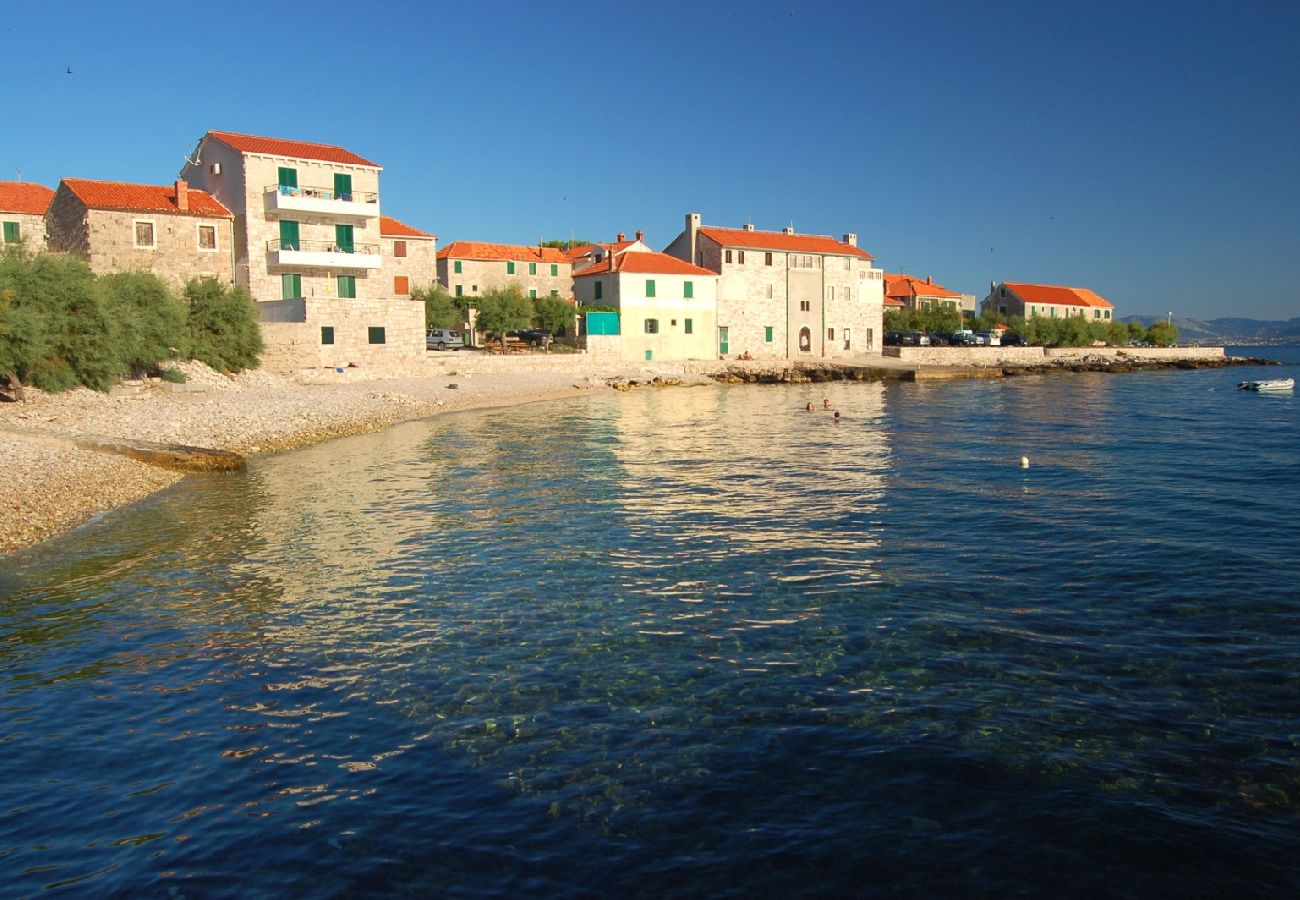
xmin=264 ymin=184 xmax=379 ymax=220
xmin=268 ymin=239 xmax=382 ymax=270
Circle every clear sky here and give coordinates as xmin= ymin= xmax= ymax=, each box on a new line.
xmin=4 ymin=0 xmax=1298 ymax=319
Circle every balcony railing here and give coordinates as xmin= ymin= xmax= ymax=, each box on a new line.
xmin=264 ymin=183 xmax=379 ymax=219
xmin=268 ymin=238 xmax=382 ymax=270
xmin=266 ymin=184 xmax=378 ymax=204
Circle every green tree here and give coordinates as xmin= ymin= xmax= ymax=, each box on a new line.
xmin=1146 ymin=320 xmax=1179 ymax=346
xmin=473 ymin=286 xmax=534 ymax=353
xmin=533 ymin=295 xmax=575 ymax=336
xmin=100 ymin=272 xmax=188 ymax=378
xmin=414 ymin=283 xmax=465 ymax=330
xmin=185 ymin=279 xmax=263 ymax=372
xmin=540 ymin=239 xmax=596 ymax=251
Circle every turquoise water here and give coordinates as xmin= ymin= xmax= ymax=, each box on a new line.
xmin=2 ymin=349 xmax=1298 ymax=896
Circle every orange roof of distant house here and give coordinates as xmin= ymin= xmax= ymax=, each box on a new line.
xmin=436 ymin=241 xmax=571 ymax=264
xmin=564 ymin=244 xmax=595 ymax=261
xmin=380 ymin=215 xmax=435 ymax=239
xmin=574 ymin=250 xmax=715 ymax=278
xmin=1004 ymin=282 xmax=1113 ymax=308
xmin=884 ymin=273 xmax=962 ymax=300
xmin=698 ymin=226 xmax=874 ymax=260
xmin=61 ymin=178 xmax=231 ymax=217
xmin=883 ymin=296 xmax=906 ymax=308
xmin=0 ymin=182 xmax=55 ymax=215
xmin=207 ymin=130 xmax=379 ymax=168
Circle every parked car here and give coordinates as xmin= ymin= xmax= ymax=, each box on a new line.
xmin=884 ymin=332 xmax=904 ymax=346
xmin=949 ymin=331 xmax=979 ymax=346
xmin=926 ymin=332 xmax=952 ymax=346
xmin=510 ymin=329 xmax=553 ymax=348
xmin=907 ymin=332 xmax=931 ymax=346
xmin=1001 ymin=332 xmax=1027 ymax=346
xmin=976 ymin=331 xmax=1002 ymax=346
xmin=426 ymin=328 xmax=464 ymax=351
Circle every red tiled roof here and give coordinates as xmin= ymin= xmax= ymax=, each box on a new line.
xmin=1003 ymin=282 xmax=1113 ymax=308
xmin=883 ymin=296 xmax=906 ymax=307
xmin=0 ymin=182 xmax=55 ymax=215
xmin=436 ymin=240 xmax=571 ymax=264
xmin=564 ymin=244 xmax=595 ymax=261
xmin=574 ymin=250 xmax=716 ymax=278
xmin=61 ymin=178 xmax=231 ymax=217
xmin=206 ymin=130 xmax=379 ymax=168
xmin=884 ymin=273 xmax=961 ymax=300
xmin=698 ymin=226 xmax=874 ymax=260
xmin=380 ymin=215 xmax=435 ymax=239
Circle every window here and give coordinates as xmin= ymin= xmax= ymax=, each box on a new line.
xmin=455 ymin=285 xmax=463 ymax=297
xmin=725 ymin=249 xmax=733 ymax=263
xmin=644 ymin=319 xmax=659 ymax=333
xmin=645 ymin=279 xmax=656 ymax=298
xmin=321 ymin=326 xmax=335 ymax=345
xmin=281 ymin=273 xmax=302 ymax=299
xmin=277 ymin=167 xmax=298 ymax=190
xmin=764 ymin=252 xmax=772 ymax=266
xmin=844 ymin=287 xmax=851 ymax=301
xmin=337 ymin=275 xmax=356 ymax=298
xmin=529 ymin=289 xmax=537 ymax=299
xmin=685 ymin=318 xmax=693 ymax=334
xmin=368 ymin=327 xmax=386 ymax=344
xmin=133 ymin=220 xmax=156 ymax=249
xmin=1050 ymin=307 xmax=1057 ymax=318
xmin=828 ymin=328 xmax=835 ymax=341
xmin=798 ymin=327 xmax=811 ymax=353
xmin=335 ymin=224 xmax=354 ymax=253
xmin=3 ymin=221 xmax=20 ymax=243
xmin=550 ymin=264 xmax=558 ymax=276
xmin=738 ymin=250 xmax=745 ymax=264
xmin=719 ymin=326 xmax=729 ymax=354
xmin=764 ymin=284 xmax=773 ymax=299
xmin=393 ymin=240 xmax=407 ymax=258
xmin=765 ymin=326 xmax=773 ymax=343
xmin=472 ymin=285 xmax=479 ymax=293
xmin=197 ymin=224 xmax=217 ymax=251
xmin=1104 ymin=310 xmax=1111 ymax=320
xmin=827 ymin=286 xmax=835 ymax=301
xmin=844 ymin=328 xmax=852 ymax=350
xmin=529 ymin=262 xmax=537 ymax=275
xmin=550 ymin=290 xmax=558 ymax=297
xmin=594 ymin=280 xmax=603 ymax=300
xmin=394 ymin=276 xmax=410 ymax=295
xmin=1000 ymin=287 xmax=1007 ymax=298
xmin=333 ymin=172 xmax=352 ymax=201
xmin=279 ymin=219 xmax=299 ymax=251
xmin=684 ymin=280 xmax=693 ymax=299
xmin=454 ymin=260 xmax=462 ymax=274
xmin=800 ymin=300 xmax=811 ymax=312
xmin=507 ymin=261 xmax=516 ymax=274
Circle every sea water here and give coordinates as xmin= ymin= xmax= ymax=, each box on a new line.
xmin=1 ymin=349 xmax=1298 ymax=896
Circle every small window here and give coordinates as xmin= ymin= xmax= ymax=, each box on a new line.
xmin=1000 ymin=286 xmax=1007 ymax=298
xmin=394 ymin=276 xmax=410 ymax=295
xmin=529 ymin=262 xmax=537 ymax=275
xmin=800 ymin=300 xmax=811 ymax=312
xmin=529 ymin=289 xmax=537 ymax=299
xmin=685 ymin=318 xmax=693 ymax=334
xmin=550 ymin=290 xmax=558 ymax=297
xmin=725 ymin=249 xmax=733 ymax=263
xmin=321 ymin=326 xmax=335 ymax=345
xmin=684 ymin=280 xmax=693 ymax=299
xmin=368 ymin=326 xmax=386 ymax=344
xmin=281 ymin=273 xmax=302 ymax=299
xmin=738 ymin=250 xmax=745 ymax=264
xmin=594 ymin=280 xmax=603 ymax=300
xmin=645 ymin=279 xmax=656 ymax=298
xmin=472 ymin=284 xmax=479 ymax=293
xmin=1104 ymin=310 xmax=1111 ymax=320
xmin=765 ymin=326 xmax=773 ymax=343
xmin=394 ymin=240 xmax=407 ymax=258
xmin=197 ymin=224 xmax=217 ymax=251
xmin=337 ymin=275 xmax=356 ymax=299
xmin=828 ymin=328 xmax=835 ymax=341
xmin=764 ymin=252 xmax=772 ymax=266
xmin=827 ymin=286 xmax=835 ymax=301
xmin=844 ymin=287 xmax=851 ymax=301
xmin=454 ymin=260 xmax=462 ymax=274
xmin=644 ymin=319 xmax=659 ymax=334
xmin=3 ymin=221 xmax=21 ymax=243
xmin=507 ymin=261 xmax=516 ymax=275
xmin=550 ymin=264 xmax=558 ymax=276
xmin=455 ymin=285 xmax=463 ymax=297
xmin=764 ymin=284 xmax=773 ymax=299
xmin=134 ymin=220 xmax=156 ymax=249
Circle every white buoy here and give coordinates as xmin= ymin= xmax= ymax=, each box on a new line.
xmin=1020 ymin=456 xmax=1030 ymax=469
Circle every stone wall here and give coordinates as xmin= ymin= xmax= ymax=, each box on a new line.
xmin=437 ymin=256 xmax=573 ymax=299
xmin=382 ymin=234 xmax=438 ymax=300
xmin=1044 ymin=346 xmax=1224 ymax=361
xmin=258 ymin=297 xmax=426 ymax=373
xmin=885 ymin=345 xmax=1226 ymax=366
xmin=1 ymin=212 xmax=48 ymax=253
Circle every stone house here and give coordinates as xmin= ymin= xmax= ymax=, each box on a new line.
xmin=567 ymin=231 xmax=653 ymax=274
xmin=664 ymin=214 xmax=884 ymax=359
xmin=436 ymin=241 xmax=573 ymax=300
xmin=572 ymin=243 xmax=718 ymax=362
xmin=883 ymin=274 xmax=963 ymax=313
xmin=0 ymin=182 xmax=55 ymax=253
xmin=981 ymin=282 xmax=1115 ymax=322
xmin=179 ymin=130 xmax=425 ymax=369
xmin=380 ymin=215 xmax=438 ymax=300
xmin=45 ymin=178 xmax=234 ymax=286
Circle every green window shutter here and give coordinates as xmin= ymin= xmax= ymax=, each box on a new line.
xmin=335 ymin=224 xmax=354 ymax=253
xmin=550 ymin=290 xmax=558 ymax=297
xmin=530 ymin=289 xmax=537 ymax=298
xmin=646 ymin=279 xmax=656 ymax=298
xmin=279 ymin=220 xmax=300 ymax=250
xmin=333 ymin=173 xmax=352 ymax=200
xmin=684 ymin=280 xmax=693 ymax=298
xmin=529 ymin=262 xmax=537 ymax=275
xmin=718 ymin=327 xmax=729 ymax=354
xmin=3 ymin=221 xmax=19 ymax=243
xmin=455 ymin=285 xmax=463 ymax=297
xmin=685 ymin=318 xmax=693 ymax=334
xmin=321 ymin=326 xmax=335 ymax=345
xmin=337 ymin=275 xmax=356 ymax=298
xmin=550 ymin=264 xmax=558 ymax=276
xmin=368 ymin=327 xmax=386 ymax=345
xmin=594 ymin=280 xmax=603 ymax=300
xmin=278 ymin=167 xmax=298 ymax=189
xmin=281 ymin=273 xmax=301 ymax=299
xmin=507 ymin=261 xmax=516 ymax=275
xmin=765 ymin=326 xmax=773 ymax=342
xmin=454 ymin=260 xmax=462 ymax=274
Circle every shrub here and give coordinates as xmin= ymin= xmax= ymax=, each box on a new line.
xmin=99 ymin=272 xmax=188 ymax=378
xmin=413 ymin=283 xmax=465 ymax=330
xmin=533 ymin=295 xmax=575 ymax=335
xmin=473 ymin=287 xmax=534 ymax=352
xmin=185 ymin=279 xmax=263 ymax=372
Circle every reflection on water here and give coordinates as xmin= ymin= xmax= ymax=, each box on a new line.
xmin=2 ymin=367 xmax=1299 ymax=896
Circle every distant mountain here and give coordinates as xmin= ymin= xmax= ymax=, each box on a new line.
xmin=1122 ymin=315 xmax=1300 ymax=345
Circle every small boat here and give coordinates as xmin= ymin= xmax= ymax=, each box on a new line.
xmin=1237 ymin=377 xmax=1294 ymax=392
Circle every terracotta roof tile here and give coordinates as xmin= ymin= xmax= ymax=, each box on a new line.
xmin=380 ymin=215 xmax=435 ymax=239
xmin=574 ymin=250 xmax=716 ymax=278
xmin=0 ymin=182 xmax=56 ymax=215
xmin=699 ymin=226 xmax=874 ymax=260
xmin=61 ymin=178 xmax=231 ymax=217
xmin=1003 ymin=282 xmax=1113 ymax=308
xmin=436 ymin=241 xmax=571 ymax=264
xmin=884 ymin=273 xmax=961 ymax=300
xmin=883 ymin=296 xmax=906 ymax=307
xmin=207 ymin=130 xmax=379 ymax=168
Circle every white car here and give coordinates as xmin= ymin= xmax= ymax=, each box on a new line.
xmin=426 ymin=329 xmax=464 ymax=351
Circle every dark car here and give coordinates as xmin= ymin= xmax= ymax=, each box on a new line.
xmin=884 ymin=332 xmax=904 ymax=346
xmin=1001 ymin=332 xmax=1027 ymax=346
xmin=510 ymin=329 xmax=553 ymax=348
xmin=906 ymin=332 xmax=931 ymax=346
xmin=949 ymin=331 xmax=980 ymax=346
xmin=926 ymin=332 xmax=952 ymax=346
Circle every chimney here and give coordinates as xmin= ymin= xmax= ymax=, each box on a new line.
xmin=174 ymin=179 xmax=189 ymax=212
xmin=927 ymin=275 xmax=932 ymax=285
xmin=843 ymin=232 xmax=857 ymax=247
xmin=617 ymin=231 xmax=626 ymax=242
xmin=783 ymin=225 xmax=795 ymax=235
xmin=686 ymin=212 xmax=700 ymax=267
xmin=744 ymin=223 xmax=755 ymax=232
xmin=635 ymin=229 xmax=644 ymax=242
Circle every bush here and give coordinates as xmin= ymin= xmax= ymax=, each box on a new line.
xmin=474 ymin=286 xmax=534 ymax=352
xmin=533 ymin=295 xmax=575 ymax=335
xmin=414 ymin=283 xmax=466 ymax=330
xmin=184 ymin=279 xmax=263 ymax=372
xmin=100 ymin=272 xmax=188 ymax=378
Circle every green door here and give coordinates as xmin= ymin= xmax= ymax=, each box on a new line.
xmin=335 ymin=224 xmax=354 ymax=253
xmin=333 ymin=173 xmax=352 ymax=201
xmin=278 ymin=167 xmax=298 ymax=189
xmin=718 ymin=326 xmax=729 ymax=355
xmin=279 ymin=220 xmax=300 ymax=251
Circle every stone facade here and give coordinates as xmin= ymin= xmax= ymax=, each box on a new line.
xmin=1 ymin=213 xmax=48 ymax=254
xmin=379 ymin=216 xmax=438 ymax=301
xmin=981 ymin=282 xmax=1116 ymax=323
xmin=0 ymin=182 xmax=55 ymax=254
xmin=44 ymin=180 xmax=234 ymax=287
xmin=665 ymin=214 xmax=884 ymax=360
xmin=258 ymin=297 xmax=427 ymax=373
xmin=437 ymin=242 xmax=573 ymax=299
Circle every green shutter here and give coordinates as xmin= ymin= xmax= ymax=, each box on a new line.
xmin=337 ymin=275 xmax=356 ymax=298
xmin=594 ymin=280 xmax=603 ymax=300
xmin=684 ymin=280 xmax=693 ymax=298
xmin=454 ymin=260 xmax=462 ymax=274
xmin=335 ymin=224 xmax=354 ymax=253
xmin=530 ymin=289 xmax=537 ymax=298
xmin=551 ymin=264 xmax=558 ymax=276
xmin=333 ymin=173 xmax=352 ymax=200
xmin=321 ymin=326 xmax=335 ymax=345
xmin=685 ymin=318 xmax=693 ymax=334
xmin=455 ymin=285 xmax=463 ymax=297
xmin=2 ymin=221 xmax=20 ymax=243
xmin=368 ymin=327 xmax=386 ymax=344
xmin=550 ymin=290 xmax=558 ymax=297
xmin=277 ymin=167 xmax=298 ymax=189
xmin=281 ymin=273 xmax=301 ymax=299
xmin=529 ymin=262 xmax=537 ymax=275
xmin=279 ymin=220 xmax=300 ymax=250
xmin=507 ymin=261 xmax=516 ymax=275
xmin=646 ymin=279 xmax=655 ymax=298
xmin=765 ymin=326 xmax=773 ymax=342
xmin=718 ymin=327 xmax=729 ymax=355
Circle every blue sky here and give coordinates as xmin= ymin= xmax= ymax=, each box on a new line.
xmin=4 ymin=0 xmax=1298 ymax=319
